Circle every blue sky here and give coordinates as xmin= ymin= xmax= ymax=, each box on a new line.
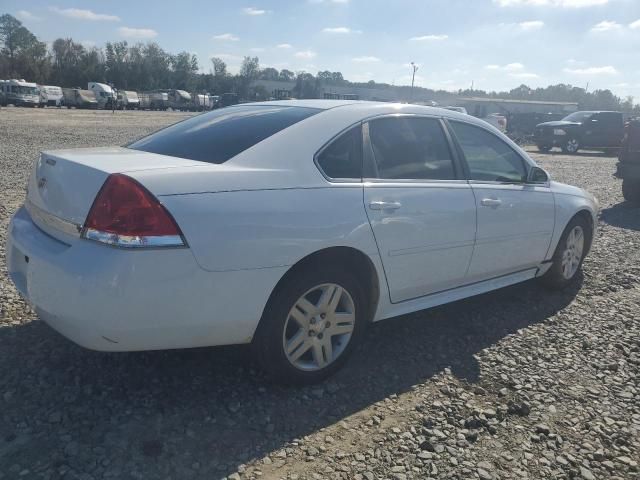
xmin=7 ymin=0 xmax=640 ymax=98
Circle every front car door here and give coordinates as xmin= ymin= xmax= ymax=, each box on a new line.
xmin=363 ymin=116 xmax=477 ymax=303
xmin=447 ymin=120 xmax=555 ymax=282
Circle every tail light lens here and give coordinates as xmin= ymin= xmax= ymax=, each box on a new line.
xmin=81 ymin=174 xmax=185 ymax=248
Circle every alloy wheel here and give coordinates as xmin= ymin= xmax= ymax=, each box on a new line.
xmin=283 ymin=283 xmax=356 ymax=371
xmin=561 ymin=226 xmax=584 ymax=279
xmin=566 ymin=139 xmax=579 ymax=153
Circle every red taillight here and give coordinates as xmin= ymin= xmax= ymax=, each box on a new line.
xmin=82 ymin=174 xmax=184 ymax=248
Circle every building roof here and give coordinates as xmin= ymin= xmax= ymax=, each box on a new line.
xmin=460 ymin=97 xmax=578 ymax=106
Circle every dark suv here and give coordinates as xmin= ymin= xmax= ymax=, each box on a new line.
xmin=616 ymin=118 xmax=640 ymax=203
xmin=534 ymin=111 xmax=624 ymax=154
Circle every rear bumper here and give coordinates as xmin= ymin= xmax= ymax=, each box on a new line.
xmin=6 ymin=206 xmax=286 ymax=352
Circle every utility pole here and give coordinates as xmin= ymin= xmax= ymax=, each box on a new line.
xmin=409 ymin=62 xmax=418 ymax=103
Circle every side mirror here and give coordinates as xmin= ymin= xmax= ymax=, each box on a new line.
xmin=528 ymin=166 xmax=549 ymax=184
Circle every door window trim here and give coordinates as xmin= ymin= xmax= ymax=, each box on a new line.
xmin=444 ymin=118 xmax=534 ymax=185
xmin=362 ymin=114 xmax=467 ymax=183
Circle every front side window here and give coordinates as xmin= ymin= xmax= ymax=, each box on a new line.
xmin=128 ymin=105 xmax=320 ymax=164
xmin=367 ymin=117 xmax=456 ymax=180
xmin=450 ymin=121 xmax=527 ymax=183
xmin=316 ymin=126 xmax=362 ymax=179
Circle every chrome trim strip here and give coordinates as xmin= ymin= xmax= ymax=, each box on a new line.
xmin=82 ymin=228 xmax=186 ymax=248
xmin=24 ymin=199 xmax=82 ymax=238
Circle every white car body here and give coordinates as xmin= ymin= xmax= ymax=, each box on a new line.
xmin=6 ymin=100 xmax=598 ymax=354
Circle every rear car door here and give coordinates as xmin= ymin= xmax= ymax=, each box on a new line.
xmin=363 ymin=116 xmax=477 ymax=303
xmin=448 ymin=120 xmax=555 ymax=282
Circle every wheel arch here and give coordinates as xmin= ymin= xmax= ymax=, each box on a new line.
xmin=257 ymin=246 xmax=381 ymax=333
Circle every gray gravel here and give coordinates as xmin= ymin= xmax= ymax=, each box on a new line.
xmin=0 ymin=108 xmax=638 ymax=480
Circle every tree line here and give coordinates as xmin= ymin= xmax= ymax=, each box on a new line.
xmin=1 ymin=13 xmax=637 ymax=112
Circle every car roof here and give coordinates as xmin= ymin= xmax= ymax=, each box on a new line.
xmin=237 ymin=99 xmax=477 ymax=121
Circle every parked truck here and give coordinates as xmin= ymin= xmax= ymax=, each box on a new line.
xmin=167 ymin=89 xmax=192 ymax=110
xmin=0 ymin=79 xmax=40 ymax=107
xmin=62 ymin=88 xmax=99 ymax=109
xmin=534 ymin=111 xmax=625 ymax=154
xmin=88 ymin=82 xmax=116 ymax=109
xmin=149 ymin=92 xmax=169 ymax=110
xmin=117 ymin=90 xmax=140 ymax=110
xmin=38 ymin=85 xmax=64 ymax=107
xmin=616 ymin=118 xmax=640 ymax=203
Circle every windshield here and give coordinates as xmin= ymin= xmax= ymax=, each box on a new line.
xmin=15 ymin=86 xmax=38 ymax=95
xmin=563 ymin=112 xmax=593 ymax=123
xmin=128 ymin=105 xmax=320 ymax=164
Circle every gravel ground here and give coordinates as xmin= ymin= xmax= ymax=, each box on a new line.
xmin=0 ymin=107 xmax=638 ymax=480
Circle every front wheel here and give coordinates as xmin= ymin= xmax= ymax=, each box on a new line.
xmin=254 ymin=266 xmax=367 ymax=384
xmin=622 ymin=178 xmax=640 ymax=203
xmin=562 ymin=138 xmax=580 ymax=154
xmin=542 ymin=216 xmax=591 ymax=289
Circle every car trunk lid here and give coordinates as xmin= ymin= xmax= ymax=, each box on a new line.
xmin=26 ymin=147 xmax=204 ymax=230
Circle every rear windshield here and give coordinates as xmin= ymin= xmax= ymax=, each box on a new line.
xmin=128 ymin=105 xmax=320 ymax=164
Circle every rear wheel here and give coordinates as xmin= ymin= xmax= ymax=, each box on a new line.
xmin=542 ymin=215 xmax=591 ymax=289
xmin=254 ymin=266 xmax=367 ymax=384
xmin=562 ymin=138 xmax=580 ymax=154
xmin=622 ymin=178 xmax=640 ymax=203
xmin=537 ymin=144 xmax=552 ymax=153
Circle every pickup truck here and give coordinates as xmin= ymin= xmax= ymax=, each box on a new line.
xmin=616 ymin=118 xmax=640 ymax=203
xmin=534 ymin=111 xmax=625 ymax=154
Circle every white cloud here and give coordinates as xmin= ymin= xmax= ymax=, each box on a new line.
xmin=242 ymin=7 xmax=268 ymax=15
xmin=591 ymin=20 xmax=622 ymax=32
xmin=519 ymin=20 xmax=545 ymax=30
xmin=277 ymin=43 xmax=293 ymax=49
xmin=80 ymin=40 xmax=96 ymax=48
xmin=352 ymin=56 xmax=381 ymax=63
xmin=494 ymin=0 xmax=608 ymax=7
xmin=16 ymin=10 xmax=41 ymax=22
xmin=630 ymin=19 xmax=640 ymax=29
xmin=322 ymin=27 xmax=361 ymax=34
xmin=563 ymin=65 xmax=619 ymax=75
xmin=409 ymin=34 xmax=449 ymax=41
xmin=212 ymin=33 xmax=240 ymax=41
xmin=486 ymin=62 xmax=525 ymax=71
xmin=294 ymin=50 xmax=317 ymax=59
xmin=49 ymin=7 xmax=120 ymax=21
xmin=118 ymin=27 xmax=158 ymax=39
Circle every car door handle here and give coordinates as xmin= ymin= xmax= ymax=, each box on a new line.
xmin=481 ymin=198 xmax=502 ymax=207
xmin=369 ymin=201 xmax=402 ymax=211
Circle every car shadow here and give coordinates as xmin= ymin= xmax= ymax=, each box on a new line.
xmin=0 ymin=276 xmax=582 ymax=478
xmin=600 ymin=201 xmax=640 ymax=231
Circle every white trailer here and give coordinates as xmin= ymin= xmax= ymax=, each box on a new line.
xmin=0 ymin=79 xmax=40 ymax=107
xmin=88 ymin=82 xmax=116 ymax=109
xmin=117 ymin=90 xmax=140 ymax=110
xmin=38 ymin=85 xmax=64 ymax=107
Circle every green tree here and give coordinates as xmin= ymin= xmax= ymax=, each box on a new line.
xmin=0 ymin=14 xmax=48 ymax=80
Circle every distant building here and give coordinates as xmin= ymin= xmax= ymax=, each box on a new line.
xmin=455 ymin=97 xmax=578 ymax=117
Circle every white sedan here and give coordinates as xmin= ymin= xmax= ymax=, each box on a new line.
xmin=6 ymin=100 xmax=598 ymax=384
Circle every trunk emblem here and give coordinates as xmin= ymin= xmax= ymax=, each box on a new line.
xmin=45 ymin=158 xmax=56 ymax=166
xmin=37 ymin=177 xmax=47 ymax=189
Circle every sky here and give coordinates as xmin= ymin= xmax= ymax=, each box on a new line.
xmin=6 ymin=0 xmax=640 ymax=98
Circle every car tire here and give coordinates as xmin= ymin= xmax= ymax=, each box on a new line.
xmin=542 ymin=215 xmax=591 ymax=289
xmin=562 ymin=138 xmax=580 ymax=154
xmin=622 ymin=178 xmax=640 ymax=204
xmin=537 ymin=145 xmax=552 ymax=153
xmin=254 ymin=265 xmax=368 ymax=385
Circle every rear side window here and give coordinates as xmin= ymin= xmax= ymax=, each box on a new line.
xmin=316 ymin=126 xmax=362 ymax=179
xmin=450 ymin=121 xmax=527 ymax=183
xmin=128 ymin=105 xmax=320 ymax=164
xmin=368 ymin=117 xmax=456 ymax=180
